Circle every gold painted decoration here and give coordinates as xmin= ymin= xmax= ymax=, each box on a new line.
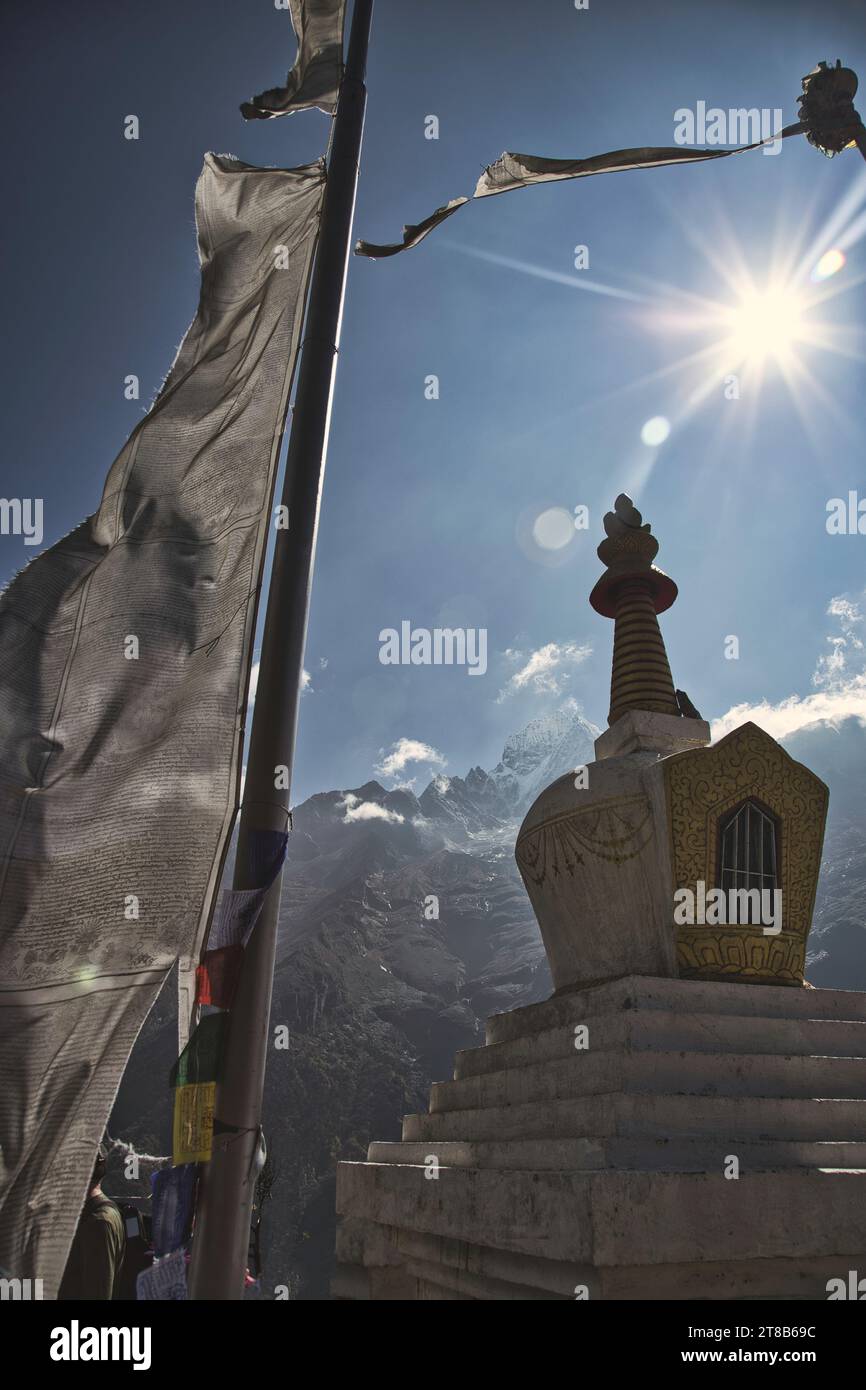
xmin=676 ymin=929 xmax=806 ymax=985
xmin=664 ymin=722 xmax=829 ymax=985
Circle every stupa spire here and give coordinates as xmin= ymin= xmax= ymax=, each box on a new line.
xmin=589 ymin=494 xmax=679 ymax=726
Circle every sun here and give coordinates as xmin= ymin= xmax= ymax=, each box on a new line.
xmin=723 ymin=285 xmax=807 ymax=366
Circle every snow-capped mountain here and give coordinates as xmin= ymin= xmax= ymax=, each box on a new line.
xmin=489 ymin=707 xmax=600 ymax=812
xmin=418 ymin=706 xmax=600 ymax=830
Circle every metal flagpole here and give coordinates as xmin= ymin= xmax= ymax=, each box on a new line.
xmin=188 ymin=0 xmax=374 ymax=1300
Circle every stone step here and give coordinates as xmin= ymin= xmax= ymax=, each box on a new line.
xmin=431 ymin=1049 xmax=866 ymax=1112
xmin=369 ymin=1136 xmax=866 ymax=1172
xmin=331 ymin=1264 xmax=373 ymax=1301
xmin=335 ymin=1214 xmax=588 ymax=1300
xmin=402 ymin=1092 xmax=866 ymax=1143
xmin=412 ymin=1276 xmax=478 ymax=1300
xmin=336 ymin=1161 xmax=866 ymax=1269
xmin=334 ymin=1219 xmax=860 ymax=1301
xmin=457 ymin=1011 xmax=866 ymax=1079
xmin=486 ymin=976 xmax=866 ymax=1047
xmin=403 ymin=1259 xmax=559 ymax=1301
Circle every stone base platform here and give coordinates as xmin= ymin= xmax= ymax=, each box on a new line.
xmin=333 ymin=976 xmax=866 ymax=1300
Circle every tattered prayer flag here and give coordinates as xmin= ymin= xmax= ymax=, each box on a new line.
xmin=204 ymin=889 xmax=266 ymax=953
xmin=356 ymin=124 xmax=806 ymax=257
xmin=245 ymin=827 xmax=291 ymax=886
xmin=137 ymin=1248 xmax=188 ymax=1301
xmin=170 ymin=1011 xmax=228 ymax=1089
xmin=151 ymin=1163 xmax=197 ymax=1258
xmin=241 ymin=0 xmax=346 ymax=120
xmin=173 ymin=1084 xmax=218 ymax=1167
xmin=356 ymin=195 xmax=469 ymax=260
xmin=182 ymin=828 xmax=288 ymax=1024
xmin=172 ymin=1009 xmax=227 ymax=1168
xmin=0 ymin=155 xmax=324 ymax=1296
xmin=195 ymin=945 xmax=244 ymax=1009
xmin=203 ymin=829 xmax=289 ymax=955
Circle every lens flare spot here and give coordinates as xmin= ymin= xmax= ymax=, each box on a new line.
xmin=640 ymin=416 xmax=671 ymax=447
xmin=811 ymin=248 xmax=846 ymax=282
xmin=532 ymin=507 xmax=575 ymax=550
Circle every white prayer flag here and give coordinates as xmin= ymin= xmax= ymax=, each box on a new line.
xmin=241 ymin=0 xmax=346 ymax=120
xmin=356 ymin=124 xmax=806 ymax=258
xmin=0 ymin=154 xmax=324 ymax=1295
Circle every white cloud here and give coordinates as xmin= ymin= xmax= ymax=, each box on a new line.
xmin=558 ymin=695 xmax=583 ymax=716
xmin=813 ymin=596 xmax=863 ymax=689
xmin=712 ymin=681 xmax=866 ymax=742
xmin=340 ymin=792 xmax=404 ymax=825
xmin=713 ymin=593 xmax=866 ymax=742
xmin=497 ymin=641 xmax=592 ymax=702
xmin=374 ymin=736 xmax=446 ymax=779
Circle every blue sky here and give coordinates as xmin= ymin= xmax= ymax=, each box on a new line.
xmin=3 ymin=0 xmax=866 ymax=803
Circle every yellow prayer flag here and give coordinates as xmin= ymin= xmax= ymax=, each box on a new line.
xmin=173 ymin=1082 xmax=217 ymax=1165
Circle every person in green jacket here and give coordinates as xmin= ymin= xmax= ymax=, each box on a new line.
xmin=58 ymin=1144 xmax=126 ymax=1300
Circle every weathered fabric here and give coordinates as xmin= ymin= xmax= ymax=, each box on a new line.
xmin=137 ymin=1248 xmax=188 ymax=1301
xmin=193 ymin=828 xmax=288 ymax=1009
xmin=241 ymin=0 xmax=346 ymax=119
xmin=151 ymin=1163 xmax=196 ymax=1258
xmin=171 ymin=1013 xmax=229 ymax=1165
xmin=0 ymin=153 xmax=324 ymax=1295
xmin=356 ymin=123 xmax=806 ymax=257
xmin=195 ymin=945 xmax=244 ymax=1009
